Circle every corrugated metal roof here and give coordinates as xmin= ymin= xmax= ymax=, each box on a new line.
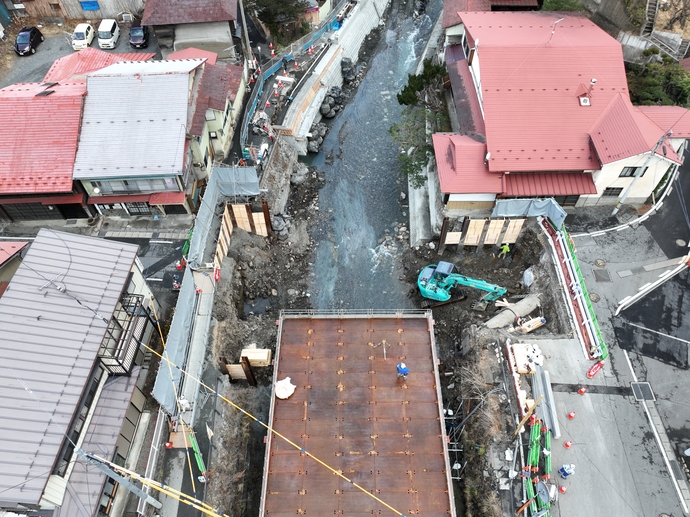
xmin=0 ymin=241 xmax=28 ymax=267
xmin=87 ymin=58 xmax=205 ymax=77
xmin=432 ymin=133 xmax=503 ymax=194
xmin=0 ymin=82 xmax=85 ymax=195
xmin=59 ymin=368 xmax=141 ymax=517
xmin=589 ymin=94 xmax=681 ymax=165
xmin=43 ymin=48 xmax=155 ymax=83
xmin=636 ymin=105 xmax=690 ymax=138
xmin=191 ymin=62 xmax=244 ymax=135
xmin=0 ymin=230 xmax=138 ymax=506
xmin=447 ymin=52 xmax=486 ymax=135
xmin=504 ymin=172 xmax=596 ymax=196
xmin=73 ymin=72 xmax=191 ymax=180
xmin=459 ymin=12 xmax=629 ymax=172
xmin=168 ymin=47 xmax=218 ymax=64
xmin=142 ymin=0 xmax=237 ymax=25
xmin=149 ymin=191 xmax=186 ymax=204
xmin=442 ymin=0 xmax=490 ymax=28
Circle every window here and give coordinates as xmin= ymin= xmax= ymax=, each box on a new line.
xmin=620 ymin=166 xmax=648 ymax=178
xmin=49 ymin=2 xmax=60 ymax=8
xmin=603 ymin=187 xmax=623 ymax=197
xmin=554 ymin=195 xmax=580 ymax=207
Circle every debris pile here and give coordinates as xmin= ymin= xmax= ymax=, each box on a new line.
xmin=307 ymin=122 xmax=329 ymax=153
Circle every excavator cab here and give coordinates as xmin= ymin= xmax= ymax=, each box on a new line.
xmin=433 ymin=261 xmax=456 ymax=280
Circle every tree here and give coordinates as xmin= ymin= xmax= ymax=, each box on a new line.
xmin=541 ymin=0 xmax=587 ymax=11
xmin=245 ymin=0 xmax=311 ymax=38
xmin=392 ymin=59 xmax=450 ymax=188
xmin=627 ymin=59 xmax=690 ymax=107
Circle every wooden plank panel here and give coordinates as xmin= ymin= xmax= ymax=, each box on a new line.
xmin=503 ymin=218 xmax=525 ymax=244
xmin=227 ymin=364 xmax=246 ymax=379
xmin=253 ymin=212 xmax=268 ymax=236
xmin=463 ymin=219 xmax=485 ymax=246
xmin=484 ymin=219 xmax=505 ymax=245
xmin=232 ymin=204 xmax=252 ymax=232
xmin=444 ymin=232 xmax=462 ymax=245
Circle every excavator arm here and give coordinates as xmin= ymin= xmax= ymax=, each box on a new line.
xmin=418 ymin=262 xmax=507 ymax=303
xmin=443 ymin=274 xmax=507 ymax=301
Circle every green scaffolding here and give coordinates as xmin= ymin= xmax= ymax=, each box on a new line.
xmin=560 ymin=225 xmax=609 ymax=360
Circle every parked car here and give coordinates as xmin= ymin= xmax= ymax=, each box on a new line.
xmin=72 ymin=23 xmax=95 ymax=50
xmin=14 ymin=26 xmax=44 ymax=56
xmin=97 ymin=19 xmax=120 ymax=49
xmin=129 ymin=20 xmax=149 ymax=48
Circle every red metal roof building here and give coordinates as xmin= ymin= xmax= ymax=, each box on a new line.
xmin=142 ymin=0 xmax=237 ymax=25
xmin=434 ymin=12 xmax=690 ymax=208
xmin=0 ymin=82 xmax=85 ymax=197
xmin=43 ymin=48 xmax=155 ymax=83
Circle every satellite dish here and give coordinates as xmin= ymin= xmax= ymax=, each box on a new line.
xmin=536 ymin=481 xmax=549 ymax=503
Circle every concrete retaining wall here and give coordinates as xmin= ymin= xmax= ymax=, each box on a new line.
xmin=281 ymin=0 xmax=390 ymax=153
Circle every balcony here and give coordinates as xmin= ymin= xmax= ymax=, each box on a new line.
xmin=98 ymin=294 xmax=150 ymax=375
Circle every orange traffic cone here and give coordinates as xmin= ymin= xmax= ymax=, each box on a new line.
xmin=266 ymin=99 xmax=271 ymax=107
xmin=563 ymin=440 xmax=573 ymax=449
xmin=559 ymin=486 xmax=567 ymax=494
xmin=269 ymin=42 xmax=273 ymax=49
xmin=308 ymin=46 xmax=313 ymax=55
xmin=278 ymin=80 xmax=283 ymax=87
xmin=294 ymin=61 xmax=299 ymax=68
xmin=250 ymin=75 xmax=255 ymax=83
xmin=271 ymin=48 xmax=275 ymax=57
xmin=274 ymin=89 xmax=279 ymax=97
xmin=578 ymin=386 xmax=587 ymax=395
xmin=567 ymin=411 xmax=576 ymax=420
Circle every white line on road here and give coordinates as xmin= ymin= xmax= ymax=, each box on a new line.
xmin=622 ymin=349 xmax=690 ymax=514
xmin=624 ymin=321 xmax=690 ymax=345
xmin=146 ymin=278 xmax=164 ymax=282
xmin=149 ymin=240 xmax=174 ymax=244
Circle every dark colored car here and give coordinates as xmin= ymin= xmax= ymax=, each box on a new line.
xmin=129 ymin=20 xmax=149 ymax=48
xmin=14 ymin=26 xmax=44 ymax=56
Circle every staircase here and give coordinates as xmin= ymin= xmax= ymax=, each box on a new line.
xmin=641 ymin=0 xmax=658 ymax=37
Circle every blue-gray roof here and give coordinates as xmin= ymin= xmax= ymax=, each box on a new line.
xmin=0 ymin=230 xmax=138 ymax=506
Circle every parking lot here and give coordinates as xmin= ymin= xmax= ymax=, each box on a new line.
xmin=0 ymin=18 xmax=160 ymax=88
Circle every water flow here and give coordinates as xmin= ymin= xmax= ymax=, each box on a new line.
xmin=307 ymin=0 xmax=442 ymax=310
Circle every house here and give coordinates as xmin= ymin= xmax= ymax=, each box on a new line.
xmin=0 ymin=229 xmax=158 ymax=517
xmin=442 ymin=0 xmax=539 ymax=32
xmin=0 ymin=241 xmax=27 ymax=296
xmin=43 ymin=47 xmax=155 ymax=83
xmin=434 ymin=12 xmax=690 ymax=212
xmin=73 ymin=59 xmax=209 ymax=216
xmin=142 ymin=0 xmax=239 ymax=59
xmin=0 ymin=81 xmax=89 ymax=222
xmin=16 ymin=0 xmax=142 ymax=22
xmin=170 ymin=48 xmax=247 ymax=165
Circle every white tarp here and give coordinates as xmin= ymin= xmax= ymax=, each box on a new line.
xmin=492 ymin=198 xmax=567 ymax=228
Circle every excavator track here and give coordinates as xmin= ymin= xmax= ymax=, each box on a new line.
xmin=421 ymin=290 xmax=467 ymax=309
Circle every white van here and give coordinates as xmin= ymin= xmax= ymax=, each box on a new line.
xmin=97 ymin=19 xmax=120 ymax=49
xmin=72 ymin=23 xmax=95 ymax=50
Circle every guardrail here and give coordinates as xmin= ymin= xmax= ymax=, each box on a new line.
xmin=561 ymin=225 xmax=609 ymax=359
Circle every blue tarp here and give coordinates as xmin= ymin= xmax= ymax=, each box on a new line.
xmin=491 ymin=198 xmax=567 ymax=228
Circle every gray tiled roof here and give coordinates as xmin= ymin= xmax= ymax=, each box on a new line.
xmin=0 ymin=229 xmax=138 ymax=506
xmin=73 ymin=60 xmax=204 ymax=180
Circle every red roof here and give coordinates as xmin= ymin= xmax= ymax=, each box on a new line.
xmin=459 ymin=12 xmax=629 ymax=172
xmin=443 ymin=0 xmax=490 ymax=28
xmin=504 ymin=172 xmax=596 ymax=196
xmin=0 ymin=82 xmax=86 ymax=195
xmin=142 ymin=0 xmax=237 ymax=25
xmin=0 ymin=242 xmax=28 ymax=267
xmin=679 ymin=57 xmax=690 ymax=73
xmin=432 ymin=133 xmax=503 ymax=194
xmin=589 ymin=94 xmax=681 ymax=165
xmin=190 ymin=62 xmax=244 ymax=135
xmin=43 ymin=48 xmax=155 ymax=83
xmin=636 ymin=105 xmax=690 ymax=138
xmin=168 ymin=47 xmax=218 ymax=64
xmin=149 ymin=191 xmax=186 ymax=204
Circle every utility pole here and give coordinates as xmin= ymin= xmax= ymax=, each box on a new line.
xmin=612 ymin=130 xmax=673 ymax=216
xmin=238 ymin=0 xmax=255 ymax=71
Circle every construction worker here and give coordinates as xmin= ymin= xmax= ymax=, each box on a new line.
xmin=397 ymin=362 xmax=409 ymax=380
xmin=498 ymin=243 xmax=511 ymax=259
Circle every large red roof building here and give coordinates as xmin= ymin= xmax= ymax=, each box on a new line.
xmin=435 ymin=11 xmax=690 ymax=211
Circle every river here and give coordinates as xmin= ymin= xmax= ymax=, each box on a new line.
xmin=305 ymin=0 xmax=443 ymax=310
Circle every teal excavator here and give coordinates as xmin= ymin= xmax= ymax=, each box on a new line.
xmin=418 ymin=261 xmax=507 ymax=304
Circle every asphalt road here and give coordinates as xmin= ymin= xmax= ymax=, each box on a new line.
xmin=612 ymin=155 xmax=690 ymax=475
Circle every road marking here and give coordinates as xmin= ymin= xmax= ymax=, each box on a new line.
xmin=624 ymin=321 xmax=690 ymax=345
xmin=150 ymin=240 xmax=174 ymax=244
xmin=622 ymin=350 xmax=690 ymax=514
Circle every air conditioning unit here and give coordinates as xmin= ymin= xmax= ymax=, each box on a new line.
xmin=210 ymin=131 xmax=218 ymax=139
xmin=579 ymin=96 xmax=591 ymax=106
